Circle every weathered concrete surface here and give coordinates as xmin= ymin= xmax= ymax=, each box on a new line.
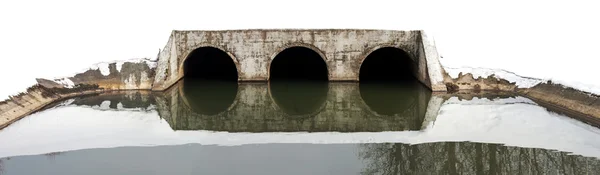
xmin=4 ymin=29 xmax=600 ymax=131
xmin=70 ymin=62 xmax=155 ymax=90
xmin=151 ymin=29 xmax=447 ymax=91
xmin=520 ymin=82 xmax=600 ymax=119
xmin=0 ymin=85 xmax=104 ymax=129
xmin=37 ymin=59 xmax=156 ymax=91
xmin=1 ymin=59 xmax=156 ymax=129
xmin=437 ymin=74 xmax=600 ymax=124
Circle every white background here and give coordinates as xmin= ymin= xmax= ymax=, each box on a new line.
xmin=1 ymin=0 xmax=599 ymax=99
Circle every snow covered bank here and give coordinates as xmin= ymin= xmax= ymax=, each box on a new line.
xmin=444 ymin=66 xmax=543 ymax=88
xmin=443 ymin=66 xmax=600 ymax=95
xmin=34 ymin=58 xmax=157 ymax=90
xmin=85 ymin=58 xmax=158 ymax=77
xmin=1 ymin=96 xmax=600 ymax=159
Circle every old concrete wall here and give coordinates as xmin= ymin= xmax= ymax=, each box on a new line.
xmin=0 ymin=59 xmax=157 ymax=129
xmin=520 ymin=82 xmax=600 ymax=119
xmin=0 ymin=86 xmax=58 ymax=129
xmin=151 ymin=29 xmax=447 ymax=91
xmin=0 ymin=85 xmax=104 ymax=129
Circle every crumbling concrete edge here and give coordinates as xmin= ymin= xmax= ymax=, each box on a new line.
xmin=0 ymin=85 xmax=100 ymax=129
xmin=419 ymin=30 xmax=447 ymax=92
xmin=0 ymin=85 xmax=155 ymax=130
xmin=441 ymin=69 xmax=600 ymax=121
xmin=518 ymin=81 xmax=600 ymax=120
xmin=441 ymin=67 xmax=600 ymax=121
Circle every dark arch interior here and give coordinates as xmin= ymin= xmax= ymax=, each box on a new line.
xmin=182 ymin=79 xmax=238 ymax=115
xmin=359 ymin=47 xmax=417 ymax=83
xmin=183 ymin=47 xmax=238 ymax=81
xmin=269 ymin=47 xmax=328 ymax=81
xmin=269 ymin=81 xmax=328 ymax=116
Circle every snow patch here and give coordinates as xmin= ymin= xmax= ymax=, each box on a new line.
xmin=444 ymin=66 xmax=543 ymax=88
xmin=89 ymin=62 xmax=111 ymax=76
xmin=78 ymin=58 xmax=158 ymax=77
xmin=546 ymin=79 xmax=600 ymax=96
xmin=116 ymin=62 xmax=125 ymax=72
xmin=114 ymin=58 xmax=158 ymax=72
xmin=98 ymin=101 xmax=111 ymax=110
xmin=51 ymin=77 xmax=75 ymax=88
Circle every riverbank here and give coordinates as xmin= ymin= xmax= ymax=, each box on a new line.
xmin=1 ymin=58 xmax=600 ymax=130
xmin=2 ymin=77 xmax=600 ymax=130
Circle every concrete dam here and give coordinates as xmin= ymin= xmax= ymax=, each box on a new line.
xmin=1 ymin=29 xmax=599 ymax=129
xmin=151 ymin=29 xmax=447 ymax=91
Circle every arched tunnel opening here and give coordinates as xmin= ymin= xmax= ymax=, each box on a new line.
xmin=268 ymin=46 xmax=329 ymax=117
xmin=269 ymin=47 xmax=329 ymax=81
xmin=358 ymin=47 xmax=429 ymax=130
xmin=359 ymin=47 xmax=417 ymax=83
xmin=181 ymin=47 xmax=239 ymax=115
xmin=183 ymin=47 xmax=239 ymax=81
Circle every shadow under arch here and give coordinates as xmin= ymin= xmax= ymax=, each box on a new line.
xmin=178 ymin=78 xmax=239 ymax=116
xmin=358 ymin=46 xmax=418 ymax=82
xmin=179 ymin=45 xmax=241 ymax=81
xmin=268 ymin=44 xmax=329 ymax=81
xmin=268 ymin=81 xmax=329 ymax=118
xmin=358 ymin=82 xmax=425 ymax=116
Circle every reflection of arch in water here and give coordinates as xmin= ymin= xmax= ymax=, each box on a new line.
xmin=358 ymin=83 xmax=422 ymax=117
xmin=178 ymin=78 xmax=240 ymax=116
xmin=267 ymin=81 xmax=329 ymax=119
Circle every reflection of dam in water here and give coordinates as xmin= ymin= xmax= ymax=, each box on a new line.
xmin=59 ymin=79 xmax=432 ymax=132
xmin=161 ymin=79 xmax=432 ymax=132
xmin=7 ymin=81 xmax=600 ymax=171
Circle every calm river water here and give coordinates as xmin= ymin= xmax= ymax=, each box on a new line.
xmin=1 ymin=79 xmax=600 ymax=175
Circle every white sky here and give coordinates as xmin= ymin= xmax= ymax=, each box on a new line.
xmin=1 ymin=0 xmax=599 ymax=98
